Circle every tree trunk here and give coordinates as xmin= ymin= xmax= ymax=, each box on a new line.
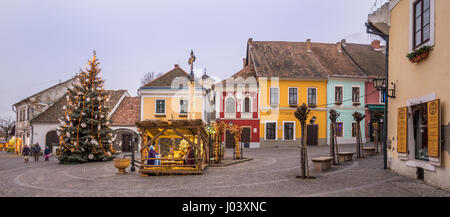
xmin=335 ymin=123 xmax=339 ymax=164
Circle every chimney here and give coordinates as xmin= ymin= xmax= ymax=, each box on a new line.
xmin=371 ymin=40 xmax=381 ymax=50
xmin=306 ymin=39 xmax=312 ymax=52
xmin=243 ymin=58 xmax=247 ymax=67
xmin=336 ymin=42 xmax=342 ymax=53
xmin=248 ymin=38 xmax=253 ymax=44
xmin=341 ymin=39 xmax=346 ymax=46
xmin=174 ymin=64 xmax=179 ymax=68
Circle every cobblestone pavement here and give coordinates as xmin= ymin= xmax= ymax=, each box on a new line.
xmin=1 ymin=144 xmax=449 ymax=197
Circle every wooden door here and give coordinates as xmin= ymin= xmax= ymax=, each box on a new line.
xmin=306 ymin=125 xmax=318 ymax=146
xmin=225 ymin=130 xmax=235 ymax=148
xmin=241 ymin=127 xmax=251 ymax=148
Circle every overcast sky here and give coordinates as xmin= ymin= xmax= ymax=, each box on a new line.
xmin=0 ymin=0 xmax=388 ymax=118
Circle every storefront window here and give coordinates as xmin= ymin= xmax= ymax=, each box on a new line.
xmin=412 ymin=103 xmax=428 ymax=161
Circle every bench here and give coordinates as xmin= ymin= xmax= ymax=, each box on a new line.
xmin=363 ymin=147 xmax=376 ymax=156
xmin=338 ymin=152 xmax=355 ymax=162
xmin=311 ymin=157 xmax=333 ymax=172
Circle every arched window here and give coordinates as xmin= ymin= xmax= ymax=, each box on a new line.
xmin=225 ymin=97 xmax=235 ymax=113
xmin=244 ymin=97 xmax=251 ymax=113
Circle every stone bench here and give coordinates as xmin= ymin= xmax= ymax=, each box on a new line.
xmin=363 ymin=147 xmax=376 ymax=156
xmin=311 ymin=157 xmax=333 ymax=172
xmin=338 ymin=152 xmax=355 ymax=162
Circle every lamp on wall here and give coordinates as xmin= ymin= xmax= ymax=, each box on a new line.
xmin=310 ymin=116 xmax=317 ymax=124
xmin=373 ymin=78 xmax=396 ymax=99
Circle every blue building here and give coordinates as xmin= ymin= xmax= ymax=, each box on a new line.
xmin=326 ymin=78 xmax=366 ymax=144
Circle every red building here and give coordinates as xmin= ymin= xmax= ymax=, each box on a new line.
xmin=215 ymin=60 xmax=260 ymax=148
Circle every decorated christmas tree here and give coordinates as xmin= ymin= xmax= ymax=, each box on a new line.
xmin=57 ymin=51 xmax=117 ymax=163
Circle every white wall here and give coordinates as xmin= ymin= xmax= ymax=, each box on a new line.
xmin=31 ymin=123 xmax=59 ymax=150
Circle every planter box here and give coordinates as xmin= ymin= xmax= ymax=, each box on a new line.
xmin=409 ymin=51 xmax=430 ymax=63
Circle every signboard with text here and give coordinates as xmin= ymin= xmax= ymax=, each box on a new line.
xmin=397 ymin=107 xmax=408 ymax=153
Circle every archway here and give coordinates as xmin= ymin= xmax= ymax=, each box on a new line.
xmin=45 ymin=130 xmax=58 ymax=153
xmin=112 ymin=129 xmax=140 ymax=152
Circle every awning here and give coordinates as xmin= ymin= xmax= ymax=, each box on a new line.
xmin=366 ymin=104 xmax=385 ymax=111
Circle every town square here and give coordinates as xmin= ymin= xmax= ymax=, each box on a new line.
xmin=0 ymin=0 xmax=450 ymax=202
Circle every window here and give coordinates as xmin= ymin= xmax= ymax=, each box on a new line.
xmin=413 ymin=0 xmax=431 ymax=48
xmin=155 ymin=100 xmax=165 ymax=114
xmin=336 ymin=122 xmax=343 ymax=137
xmin=288 ymin=88 xmax=298 ymax=105
xmin=27 ymin=107 xmax=30 ymax=120
xmin=180 ymin=100 xmax=188 ymax=114
xmin=265 ymin=122 xmax=276 ymax=140
xmin=225 ymin=97 xmax=235 ymax=113
xmin=284 ymin=122 xmax=294 ymax=140
xmin=244 ymin=97 xmax=251 ymax=113
xmin=270 ymin=87 xmax=279 ymax=105
xmin=335 ymin=86 xmax=343 ymax=102
xmin=308 ymin=88 xmax=317 ymax=105
xmin=352 ymin=87 xmax=360 ymax=103
xmin=352 ymin=123 xmax=357 ymax=137
xmin=412 ymin=103 xmax=429 ymax=161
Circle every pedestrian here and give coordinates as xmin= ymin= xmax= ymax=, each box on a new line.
xmin=22 ymin=145 xmax=31 ymax=163
xmin=44 ymin=146 xmax=51 ymax=161
xmin=32 ymin=143 xmax=41 ymax=162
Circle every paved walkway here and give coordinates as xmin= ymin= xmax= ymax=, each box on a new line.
xmin=0 ymin=144 xmax=449 ymax=197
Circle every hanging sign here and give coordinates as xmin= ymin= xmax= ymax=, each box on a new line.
xmin=397 ymin=107 xmax=408 ymax=153
xmin=427 ymin=99 xmax=440 ymax=158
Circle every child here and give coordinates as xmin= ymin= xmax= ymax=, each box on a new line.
xmin=44 ymin=146 xmax=51 ymax=161
xmin=22 ymin=145 xmax=31 ymax=163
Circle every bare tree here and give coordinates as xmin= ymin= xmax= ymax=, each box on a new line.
xmin=0 ymin=117 xmax=15 ymax=140
xmin=294 ymin=103 xmax=312 ymax=179
xmin=141 ymin=72 xmax=163 ymax=86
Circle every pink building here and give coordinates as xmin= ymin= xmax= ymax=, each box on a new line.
xmin=215 ymin=61 xmax=260 ymax=148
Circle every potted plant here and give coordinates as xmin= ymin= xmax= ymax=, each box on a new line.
xmin=406 ymin=45 xmax=433 ymax=63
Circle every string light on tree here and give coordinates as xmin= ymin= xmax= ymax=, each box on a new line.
xmin=57 ymin=51 xmax=117 ymax=163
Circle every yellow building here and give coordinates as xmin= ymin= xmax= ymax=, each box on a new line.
xmin=138 ymin=64 xmax=214 ymax=124
xmin=370 ymin=0 xmax=450 ymax=189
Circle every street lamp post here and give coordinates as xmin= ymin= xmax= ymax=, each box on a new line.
xmin=366 ymin=22 xmax=390 ymax=169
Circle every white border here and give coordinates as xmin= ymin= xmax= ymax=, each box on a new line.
xmin=155 ymin=99 xmax=166 ymax=115
xmin=264 ymin=121 xmax=277 ymax=140
xmin=269 ymin=87 xmax=279 ymax=106
xmin=307 ymin=87 xmax=317 ymax=105
xmin=351 ymin=85 xmax=361 ymax=103
xmin=288 ymin=87 xmax=298 ymax=105
xmin=333 ymin=85 xmax=344 ymax=106
xmin=179 ymin=99 xmax=188 ymax=115
xmin=409 ymin=0 xmax=435 ymax=52
xmin=282 ymin=121 xmax=296 ymax=141
xmin=224 ymin=95 xmax=236 ymax=113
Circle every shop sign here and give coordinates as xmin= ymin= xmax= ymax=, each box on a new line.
xmin=397 ymin=107 xmax=408 ymax=153
xmin=427 ymin=99 xmax=440 ymax=158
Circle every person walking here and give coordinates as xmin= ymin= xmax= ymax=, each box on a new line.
xmin=22 ymin=145 xmax=31 ymax=163
xmin=44 ymin=146 xmax=51 ymax=161
xmin=32 ymin=143 xmax=41 ymax=162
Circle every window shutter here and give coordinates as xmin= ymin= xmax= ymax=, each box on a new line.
xmin=427 ymin=99 xmax=441 ymax=166
xmin=397 ymin=107 xmax=408 ymax=153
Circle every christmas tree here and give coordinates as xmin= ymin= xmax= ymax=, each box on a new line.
xmin=57 ymin=51 xmax=117 ymax=163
